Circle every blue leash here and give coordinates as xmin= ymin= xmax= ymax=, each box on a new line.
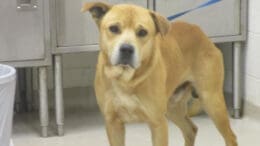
xmin=167 ymin=0 xmax=221 ymax=21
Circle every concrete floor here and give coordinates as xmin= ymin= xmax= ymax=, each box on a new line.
xmin=12 ymin=107 xmax=260 ymax=146
xmin=11 ymin=88 xmax=260 ymax=146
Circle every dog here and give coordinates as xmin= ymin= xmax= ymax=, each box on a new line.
xmin=81 ymin=2 xmax=237 ymax=146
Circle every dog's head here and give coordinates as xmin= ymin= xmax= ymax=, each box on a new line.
xmin=82 ymin=2 xmax=169 ymax=78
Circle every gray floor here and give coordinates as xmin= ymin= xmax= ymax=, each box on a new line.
xmin=12 ymin=88 xmax=260 ymax=146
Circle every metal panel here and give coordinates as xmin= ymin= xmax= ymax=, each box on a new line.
xmin=55 ymin=0 xmax=98 ymax=47
xmin=55 ymin=0 xmax=147 ymax=48
xmin=0 ymin=0 xmax=46 ymax=62
xmin=155 ymin=0 xmax=241 ymax=37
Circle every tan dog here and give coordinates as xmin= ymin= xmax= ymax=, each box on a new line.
xmin=82 ymin=2 xmax=237 ymax=146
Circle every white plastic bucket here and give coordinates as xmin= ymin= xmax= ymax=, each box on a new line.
xmin=0 ymin=64 xmax=16 ymax=146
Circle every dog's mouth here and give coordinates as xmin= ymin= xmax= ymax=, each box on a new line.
xmin=113 ymin=56 xmax=135 ymax=69
xmin=114 ymin=54 xmax=135 ymax=68
xmin=115 ymin=62 xmax=134 ymax=69
xmin=110 ymin=58 xmax=135 ymax=70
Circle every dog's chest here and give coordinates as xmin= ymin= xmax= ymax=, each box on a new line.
xmin=110 ymin=84 xmax=146 ymax=122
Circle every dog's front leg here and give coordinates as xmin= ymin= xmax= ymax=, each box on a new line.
xmin=149 ymin=117 xmax=168 ymax=146
xmin=106 ymin=119 xmax=125 ymax=146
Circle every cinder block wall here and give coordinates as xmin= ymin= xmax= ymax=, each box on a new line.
xmin=245 ymin=0 xmax=260 ymax=107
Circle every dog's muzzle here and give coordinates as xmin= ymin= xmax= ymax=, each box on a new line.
xmin=117 ymin=43 xmax=134 ymax=67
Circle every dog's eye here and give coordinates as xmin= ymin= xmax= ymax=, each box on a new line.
xmin=137 ymin=29 xmax=148 ymax=37
xmin=109 ymin=25 xmax=120 ymax=34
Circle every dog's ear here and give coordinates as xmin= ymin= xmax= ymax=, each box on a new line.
xmin=150 ymin=12 xmax=170 ymax=36
xmin=81 ymin=2 xmax=112 ymax=25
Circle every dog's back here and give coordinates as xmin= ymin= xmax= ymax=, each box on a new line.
xmin=159 ymin=21 xmax=224 ymax=96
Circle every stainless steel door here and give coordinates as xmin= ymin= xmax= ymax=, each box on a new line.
xmin=155 ymin=0 xmax=240 ymax=37
xmin=55 ymin=0 xmax=148 ymax=47
xmin=0 ymin=0 xmax=46 ymax=62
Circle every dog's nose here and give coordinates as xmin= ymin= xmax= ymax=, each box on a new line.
xmin=118 ymin=44 xmax=134 ymax=66
xmin=120 ymin=44 xmax=134 ymax=56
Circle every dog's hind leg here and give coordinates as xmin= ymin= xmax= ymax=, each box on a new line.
xmin=195 ymin=49 xmax=237 ymax=146
xmin=167 ymin=84 xmax=197 ymax=146
xmin=199 ymin=91 xmax=237 ymax=146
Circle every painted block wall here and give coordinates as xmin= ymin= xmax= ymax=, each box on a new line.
xmin=245 ymin=0 xmax=260 ymax=106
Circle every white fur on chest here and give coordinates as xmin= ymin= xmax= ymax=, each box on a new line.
xmin=110 ymin=82 xmax=146 ymax=122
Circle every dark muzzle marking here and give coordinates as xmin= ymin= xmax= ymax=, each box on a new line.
xmin=118 ymin=44 xmax=134 ymax=66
